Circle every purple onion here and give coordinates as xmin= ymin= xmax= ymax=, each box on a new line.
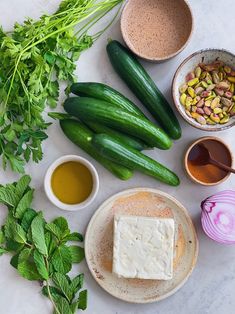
xmin=201 ymin=190 xmax=235 ymax=244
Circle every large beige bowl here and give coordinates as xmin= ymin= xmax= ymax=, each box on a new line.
xmin=85 ymin=188 xmax=198 ymax=303
xmin=172 ymin=49 xmax=235 ymax=131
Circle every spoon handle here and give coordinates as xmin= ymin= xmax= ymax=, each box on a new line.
xmin=210 ymin=159 xmax=235 ymax=174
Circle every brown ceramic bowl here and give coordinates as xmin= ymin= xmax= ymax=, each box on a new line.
xmin=172 ymin=49 xmax=235 ymax=131
xmin=184 ymin=137 xmax=233 ymax=186
xmin=121 ymin=0 xmax=193 ymax=62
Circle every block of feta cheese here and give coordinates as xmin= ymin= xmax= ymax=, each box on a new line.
xmin=113 ymin=215 xmax=175 ymax=280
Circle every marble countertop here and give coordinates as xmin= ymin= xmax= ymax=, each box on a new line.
xmin=0 ymin=0 xmax=234 ymax=313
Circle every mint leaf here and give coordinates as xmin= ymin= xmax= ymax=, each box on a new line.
xmin=14 ymin=189 xmax=34 ymax=219
xmin=45 ymin=232 xmax=57 ymax=257
xmin=31 ymin=213 xmax=47 ymax=256
xmin=46 ymin=223 xmax=62 ymax=240
xmin=70 ymin=274 xmax=84 ymax=295
xmin=17 ymin=248 xmax=42 ymax=280
xmin=0 ymin=229 xmax=5 ymax=244
xmin=53 ymin=272 xmax=73 ymax=302
xmin=69 ymin=246 xmax=84 ymax=263
xmin=77 ymin=290 xmax=87 ymax=310
xmin=5 ymin=239 xmax=24 ymax=253
xmin=42 ymin=285 xmax=63 ymax=301
xmin=33 ymin=249 xmax=49 ymax=280
xmin=53 ymin=217 xmax=70 ymax=235
xmin=0 ymin=186 xmax=19 ymax=207
xmin=8 ymin=222 xmax=27 ymax=244
xmin=10 ymin=253 xmax=19 ymax=269
xmin=65 ymin=232 xmax=83 ymax=242
xmin=53 ymin=296 xmax=73 ymax=314
xmin=21 ymin=208 xmax=37 ymax=232
xmin=15 ymin=175 xmax=31 ymax=197
xmin=51 ymin=245 xmax=72 ymax=274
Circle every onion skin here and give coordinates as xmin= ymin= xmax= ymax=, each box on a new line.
xmin=201 ymin=190 xmax=235 ymax=245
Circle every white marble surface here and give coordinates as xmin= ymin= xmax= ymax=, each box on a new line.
xmin=0 ymin=0 xmax=234 ymax=313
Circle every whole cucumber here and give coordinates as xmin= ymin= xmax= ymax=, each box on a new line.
xmin=64 ymin=97 xmax=172 ymax=150
xmin=106 ymin=40 xmax=182 ymax=140
xmin=60 ymin=119 xmax=133 ymax=180
xmin=71 ymin=82 xmax=146 ymax=118
xmin=86 ymin=121 xmax=150 ymax=151
xmin=92 ymin=134 xmax=180 ymax=186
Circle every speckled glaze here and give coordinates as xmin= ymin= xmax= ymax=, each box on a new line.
xmin=172 ymin=49 xmax=235 ymax=131
xmin=85 ymin=188 xmax=198 ymax=303
xmin=121 ymin=0 xmax=193 ymax=62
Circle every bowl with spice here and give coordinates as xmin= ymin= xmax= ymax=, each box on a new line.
xmin=172 ymin=49 xmax=235 ymax=131
xmin=44 ymin=155 xmax=99 ymax=211
xmin=184 ymin=137 xmax=233 ymax=186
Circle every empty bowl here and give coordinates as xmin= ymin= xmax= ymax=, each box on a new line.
xmin=172 ymin=49 xmax=235 ymax=131
xmin=121 ymin=0 xmax=193 ymax=62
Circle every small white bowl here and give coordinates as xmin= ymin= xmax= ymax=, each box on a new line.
xmin=172 ymin=49 xmax=235 ymax=131
xmin=44 ymin=155 xmax=99 ymax=211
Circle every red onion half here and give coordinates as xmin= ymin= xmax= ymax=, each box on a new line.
xmin=201 ymin=190 xmax=235 ymax=244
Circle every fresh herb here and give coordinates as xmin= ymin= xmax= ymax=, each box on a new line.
xmin=0 ymin=0 xmax=123 ymax=173
xmin=0 ymin=175 xmax=87 ymax=314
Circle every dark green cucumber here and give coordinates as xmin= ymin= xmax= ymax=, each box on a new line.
xmin=86 ymin=121 xmax=149 ymax=151
xmin=64 ymin=97 xmax=172 ymax=150
xmin=71 ymin=82 xmax=145 ymax=118
xmin=92 ymin=134 xmax=180 ymax=186
xmin=60 ymin=119 xmax=133 ymax=180
xmin=106 ymin=40 xmax=182 ymax=140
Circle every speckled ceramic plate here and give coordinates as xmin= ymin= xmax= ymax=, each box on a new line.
xmin=85 ymin=188 xmax=198 ymax=303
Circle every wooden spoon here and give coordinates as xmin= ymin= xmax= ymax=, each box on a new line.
xmin=190 ymin=143 xmax=235 ymax=174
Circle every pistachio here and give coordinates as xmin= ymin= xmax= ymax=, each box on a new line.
xmin=195 ymin=87 xmax=204 ymax=95
xmin=191 ymin=105 xmax=197 ymax=112
xmin=219 ymin=113 xmax=224 ymax=119
xmin=185 ymin=96 xmax=193 ymax=107
xmin=212 ymin=71 xmax=220 ymax=84
xmin=179 ymin=83 xmax=188 ymax=94
xmin=180 ymin=93 xmax=187 ymax=106
xmin=206 ymin=84 xmax=216 ymax=91
xmin=196 ymin=108 xmax=204 ymax=115
xmin=224 ymin=66 xmax=232 ymax=74
xmin=216 ymin=81 xmax=230 ymax=90
xmin=187 ymin=87 xmax=196 ymax=98
xmin=233 ymin=96 xmax=235 ymax=101
xmin=191 ymin=112 xmax=201 ymax=119
xmin=196 ymin=99 xmax=205 ymax=107
xmin=203 ymin=107 xmax=212 ymax=115
xmin=220 ymin=116 xmax=230 ymax=124
xmin=201 ymin=90 xmax=211 ymax=98
xmin=201 ymin=81 xmax=208 ymax=88
xmin=222 ymin=106 xmax=229 ymax=112
xmin=192 ymin=96 xmax=201 ymax=105
xmin=200 ymin=71 xmax=207 ymax=79
xmin=214 ymin=88 xmax=224 ymax=96
xmin=186 ymin=72 xmax=195 ymax=82
xmin=231 ymin=71 xmax=235 ymax=77
xmin=213 ymin=108 xmax=222 ymax=114
xmin=196 ymin=115 xmax=206 ymax=125
xmin=204 ymin=100 xmax=212 ymax=107
xmin=210 ymin=113 xmax=220 ymax=123
xmin=206 ymin=118 xmax=216 ymax=125
xmin=227 ymin=76 xmax=235 ymax=83
xmin=218 ymin=72 xmax=224 ymax=81
xmin=188 ymin=77 xmax=199 ymax=87
xmin=207 ymin=79 xmax=213 ymax=85
xmin=211 ymin=97 xmax=221 ymax=109
xmin=230 ymin=83 xmax=235 ymax=93
xmin=230 ymin=105 xmax=235 ymax=116
xmin=221 ymin=97 xmax=232 ymax=107
xmin=195 ymin=67 xmax=202 ymax=78
xmin=224 ymin=91 xmax=233 ymax=98
xmin=185 ymin=110 xmax=192 ymax=117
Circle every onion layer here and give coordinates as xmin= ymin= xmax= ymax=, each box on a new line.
xmin=201 ymin=190 xmax=235 ymax=244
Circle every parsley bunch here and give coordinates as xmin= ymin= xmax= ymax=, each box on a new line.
xmin=0 ymin=175 xmax=87 ymax=314
xmin=0 ymin=0 xmax=123 ymax=172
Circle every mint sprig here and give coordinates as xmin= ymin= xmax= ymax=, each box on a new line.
xmin=0 ymin=175 xmax=87 ymax=313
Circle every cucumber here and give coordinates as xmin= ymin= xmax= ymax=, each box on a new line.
xmin=60 ymin=119 xmax=133 ymax=180
xmin=86 ymin=121 xmax=149 ymax=151
xmin=92 ymin=134 xmax=180 ymax=186
xmin=64 ymin=97 xmax=172 ymax=150
xmin=106 ymin=40 xmax=182 ymax=140
xmin=71 ymin=82 xmax=145 ymax=118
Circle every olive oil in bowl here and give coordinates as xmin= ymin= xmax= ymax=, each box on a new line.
xmin=44 ymin=155 xmax=99 ymax=211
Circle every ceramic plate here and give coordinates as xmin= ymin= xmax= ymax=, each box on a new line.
xmin=85 ymin=188 xmax=198 ymax=303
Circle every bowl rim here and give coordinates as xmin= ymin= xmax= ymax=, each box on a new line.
xmin=184 ymin=136 xmax=233 ymax=186
xmin=44 ymin=155 xmax=99 ymax=211
xmin=120 ymin=0 xmax=194 ymax=62
xmin=172 ymin=48 xmax=235 ymax=131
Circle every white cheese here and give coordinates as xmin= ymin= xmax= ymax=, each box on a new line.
xmin=112 ymin=215 xmax=175 ymax=280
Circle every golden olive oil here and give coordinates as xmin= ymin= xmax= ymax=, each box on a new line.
xmin=51 ymin=161 xmax=93 ymax=204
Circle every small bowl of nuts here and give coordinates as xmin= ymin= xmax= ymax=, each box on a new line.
xmin=172 ymin=49 xmax=235 ymax=131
